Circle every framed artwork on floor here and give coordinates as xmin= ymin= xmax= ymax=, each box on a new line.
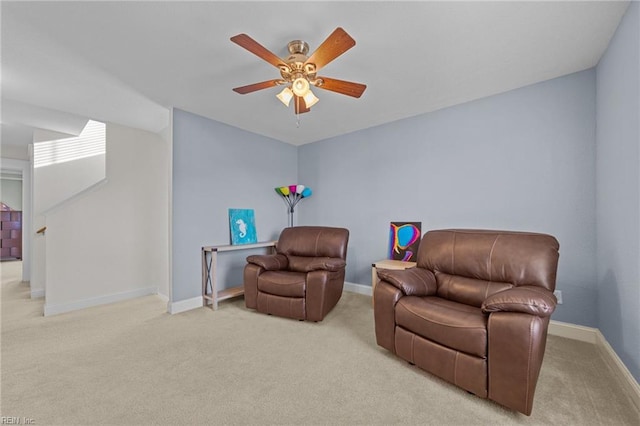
xmin=229 ymin=209 xmax=257 ymax=245
xmin=389 ymin=221 xmax=422 ymax=261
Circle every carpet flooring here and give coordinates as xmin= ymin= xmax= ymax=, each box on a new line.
xmin=1 ymin=260 xmax=639 ymax=425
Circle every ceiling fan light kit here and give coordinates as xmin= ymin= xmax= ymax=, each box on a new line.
xmin=302 ymin=90 xmax=319 ymax=108
xmin=276 ymin=87 xmax=294 ymax=106
xmin=231 ymin=27 xmax=366 ymax=117
xmin=291 ymin=77 xmax=310 ymax=97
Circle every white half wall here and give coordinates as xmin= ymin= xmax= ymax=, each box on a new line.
xmin=34 ymin=153 xmax=105 ymax=215
xmin=30 ymin=214 xmax=46 ymax=297
xmin=43 ymin=123 xmax=169 ymax=314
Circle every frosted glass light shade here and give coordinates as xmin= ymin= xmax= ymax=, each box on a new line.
xmin=276 ymin=87 xmax=294 ymax=106
xmin=292 ymin=78 xmax=310 ymax=96
xmin=303 ymin=90 xmax=319 ymax=108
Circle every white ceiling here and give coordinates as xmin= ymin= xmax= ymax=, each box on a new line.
xmin=0 ymin=1 xmax=630 ymax=148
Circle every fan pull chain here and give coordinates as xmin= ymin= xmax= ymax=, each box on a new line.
xmin=296 ymin=112 xmax=300 ymax=128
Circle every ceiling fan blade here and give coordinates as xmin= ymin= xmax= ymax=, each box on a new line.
xmin=315 ymin=77 xmax=367 ymax=98
xmin=232 ymin=79 xmax=282 ymax=95
xmin=294 ymin=96 xmax=311 ymax=114
xmin=305 ymin=27 xmax=356 ymax=72
xmin=230 ymin=33 xmax=288 ymax=69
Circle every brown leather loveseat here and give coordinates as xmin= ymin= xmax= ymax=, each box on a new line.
xmin=374 ymin=229 xmax=559 ymax=415
xmin=244 ymin=226 xmax=349 ymax=321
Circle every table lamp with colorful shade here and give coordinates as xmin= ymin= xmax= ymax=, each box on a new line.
xmin=275 ymin=184 xmax=312 ymax=227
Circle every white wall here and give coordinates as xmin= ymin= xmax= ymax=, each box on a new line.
xmin=0 ymin=144 xmax=29 ymax=161
xmin=34 ymin=154 xmax=105 ymax=214
xmin=1 ymin=178 xmax=22 ymax=209
xmin=31 ymin=121 xmax=107 ymax=296
xmin=596 ymin=1 xmax=640 ymax=382
xmin=43 ymin=123 xmax=169 ymax=315
xmin=31 ymin=128 xmax=106 ymax=299
xmin=30 ymin=214 xmax=46 ymax=297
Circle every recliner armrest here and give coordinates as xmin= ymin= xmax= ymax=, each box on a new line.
xmin=482 ymin=285 xmax=557 ymax=317
xmin=377 ymin=268 xmax=437 ymax=297
xmin=287 ymin=256 xmax=346 ymax=272
xmin=246 ymin=254 xmax=288 ymax=271
xmin=309 ymin=257 xmax=346 ymax=272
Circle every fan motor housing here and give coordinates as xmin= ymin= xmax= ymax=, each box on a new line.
xmin=287 ymin=40 xmax=309 ymax=55
xmin=281 ymin=40 xmax=316 ymax=81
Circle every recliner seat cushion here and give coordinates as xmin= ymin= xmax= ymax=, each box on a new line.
xmin=395 ymin=296 xmax=488 ymax=358
xmin=257 ymin=271 xmax=306 ymax=297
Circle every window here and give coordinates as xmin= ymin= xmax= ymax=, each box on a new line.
xmin=33 ymin=120 xmax=105 ymax=168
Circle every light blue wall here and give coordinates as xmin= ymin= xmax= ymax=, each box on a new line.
xmin=170 ymin=9 xmax=639 ymax=380
xmin=596 ymin=1 xmax=640 ymax=381
xmin=172 ymin=109 xmax=297 ymax=302
xmin=298 ymin=70 xmax=597 ymax=327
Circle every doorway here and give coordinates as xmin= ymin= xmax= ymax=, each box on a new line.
xmin=1 ymin=171 xmax=23 ymax=261
xmin=0 ymin=158 xmax=32 ymax=284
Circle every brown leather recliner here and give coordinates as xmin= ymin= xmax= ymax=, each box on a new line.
xmin=244 ymin=226 xmax=349 ymax=321
xmin=374 ymin=229 xmax=559 ymax=415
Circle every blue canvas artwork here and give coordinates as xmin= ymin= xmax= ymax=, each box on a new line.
xmin=229 ymin=209 xmax=257 ymax=245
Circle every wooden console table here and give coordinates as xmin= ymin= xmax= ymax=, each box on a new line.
xmin=202 ymin=241 xmax=277 ymax=310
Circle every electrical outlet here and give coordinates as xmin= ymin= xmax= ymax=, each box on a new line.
xmin=554 ymin=290 xmax=563 ymax=304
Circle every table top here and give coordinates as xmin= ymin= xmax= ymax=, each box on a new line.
xmin=202 ymin=240 xmax=277 ymax=252
xmin=372 ymin=259 xmax=417 ymax=269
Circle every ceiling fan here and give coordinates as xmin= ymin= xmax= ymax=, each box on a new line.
xmin=230 ymin=27 xmax=367 ymax=115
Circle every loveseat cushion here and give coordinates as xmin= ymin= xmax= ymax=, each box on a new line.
xmin=258 ymin=271 xmax=306 ymax=297
xmin=395 ymin=296 xmax=488 ymax=358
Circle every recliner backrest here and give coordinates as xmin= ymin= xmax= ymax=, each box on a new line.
xmin=417 ymin=229 xmax=559 ymax=307
xmin=277 ymin=226 xmax=349 ymax=260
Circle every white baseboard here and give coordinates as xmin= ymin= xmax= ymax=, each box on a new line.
xmin=30 ymin=288 xmax=45 ymax=299
xmin=548 ymin=320 xmax=640 ymax=413
xmin=168 ymin=296 xmax=203 ymax=314
xmin=548 ymin=320 xmax=598 ymax=343
xmin=156 ymin=293 xmax=170 ymax=303
xmin=344 ymin=281 xmax=372 ymax=296
xmin=168 ymin=283 xmax=369 ymax=314
xmin=43 ymin=287 xmax=156 ymax=316
xmin=595 ymin=330 xmax=640 ymax=414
